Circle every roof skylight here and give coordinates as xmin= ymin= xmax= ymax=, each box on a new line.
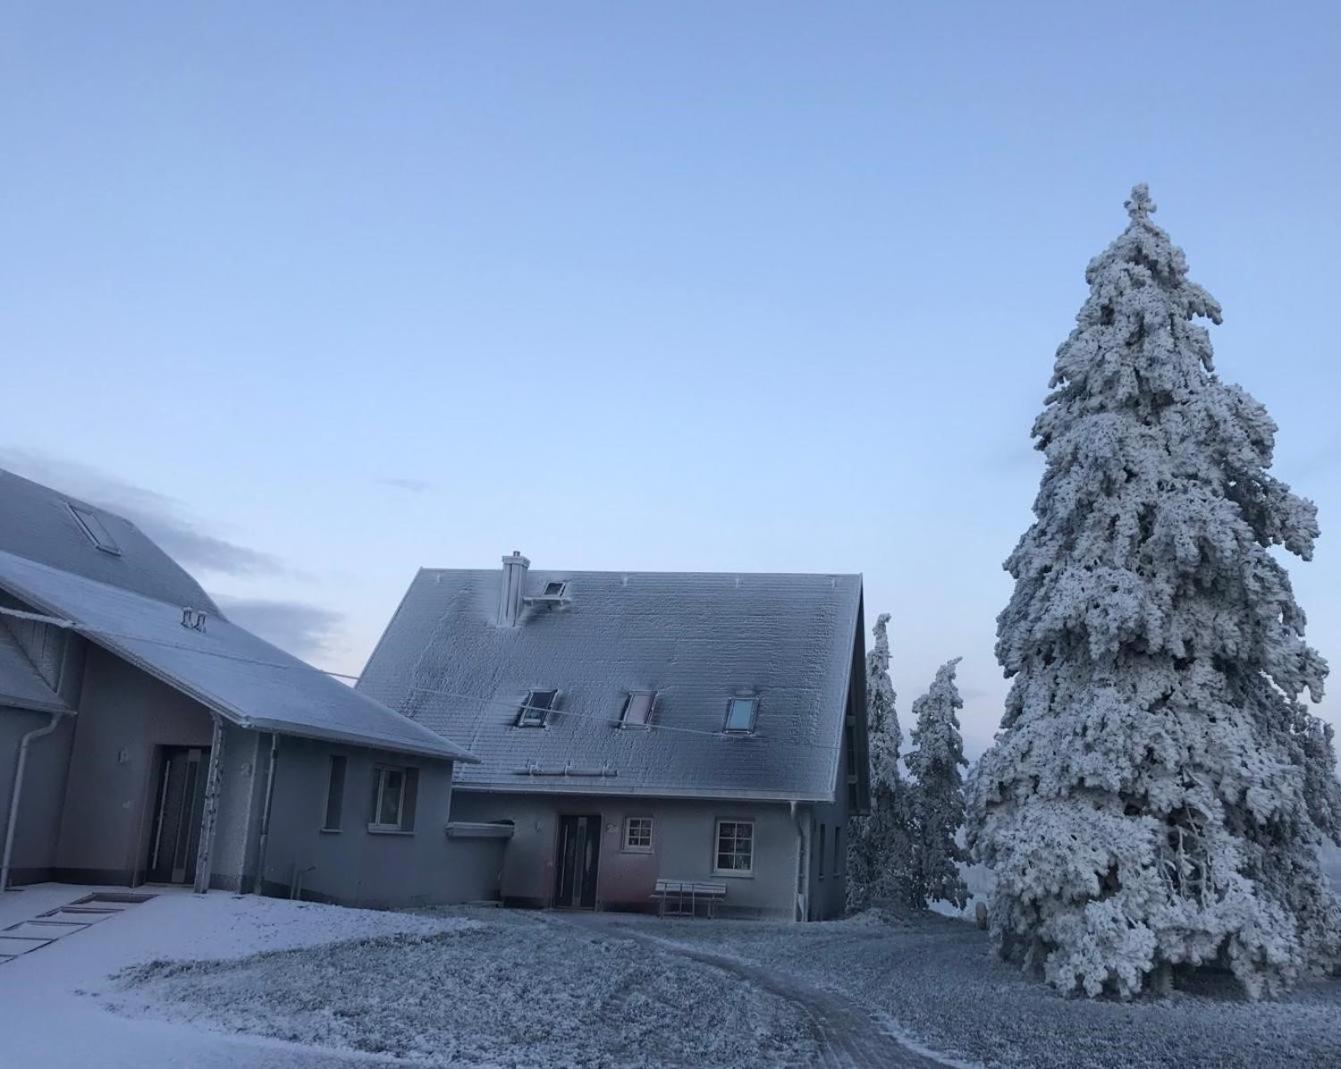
xmin=68 ymin=503 xmax=121 ymax=556
xmin=517 ymin=689 xmax=558 ymax=727
xmin=620 ymin=691 xmax=655 ymax=727
xmin=724 ymin=696 xmax=758 ymax=733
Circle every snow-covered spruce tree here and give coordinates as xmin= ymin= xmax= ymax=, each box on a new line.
xmin=967 ymin=185 xmax=1341 ymax=999
xmin=907 ymin=659 xmax=970 ymax=909
xmin=847 ymin=613 xmax=916 ymax=911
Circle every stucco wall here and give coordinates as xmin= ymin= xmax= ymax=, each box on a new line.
xmin=451 ymin=791 xmax=803 ymax=918
xmin=55 ymin=645 xmax=215 ymax=884
xmin=0 ymin=706 xmax=76 ymax=884
xmin=259 ymin=735 xmax=459 ymax=908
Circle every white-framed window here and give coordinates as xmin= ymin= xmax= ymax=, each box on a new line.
xmin=713 ymin=819 xmax=754 ymax=876
xmin=620 ymin=691 xmax=655 ymax=728
xmin=322 ymin=755 xmax=346 ymax=831
xmin=623 ymin=816 xmax=653 ymax=852
xmin=517 ymin=689 xmax=558 ymax=727
xmin=68 ymin=503 xmax=121 ymax=556
xmin=369 ymin=765 xmax=418 ymax=832
xmin=723 ymin=696 xmax=758 ymax=733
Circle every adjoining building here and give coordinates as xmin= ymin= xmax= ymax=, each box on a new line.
xmin=359 ymin=552 xmax=870 ymax=920
xmin=0 ymin=469 xmax=483 ymax=908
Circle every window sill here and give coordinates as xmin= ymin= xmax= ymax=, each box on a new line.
xmin=367 ymin=824 xmax=414 ymax=836
xmin=319 ymin=828 xmax=342 ymax=835
xmin=710 ymin=870 xmax=755 ymax=879
xmin=621 ymin=846 xmax=653 ymax=855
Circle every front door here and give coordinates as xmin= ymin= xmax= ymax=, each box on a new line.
xmin=554 ymin=814 xmax=601 ymax=908
xmin=146 ymin=747 xmax=209 ymax=884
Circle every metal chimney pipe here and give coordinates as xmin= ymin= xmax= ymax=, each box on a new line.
xmin=498 ymin=551 xmax=530 ymax=627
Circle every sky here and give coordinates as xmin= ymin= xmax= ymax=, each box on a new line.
xmin=3 ymin=2 xmax=1339 ymax=758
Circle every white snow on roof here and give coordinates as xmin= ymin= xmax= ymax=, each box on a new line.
xmin=0 ymin=469 xmax=217 ymax=611
xmin=358 ymin=568 xmax=863 ymax=800
xmin=0 ymin=550 xmax=475 ymax=762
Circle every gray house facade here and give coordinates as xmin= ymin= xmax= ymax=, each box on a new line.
xmin=359 ymin=553 xmax=870 ymax=920
xmin=0 ymin=470 xmax=483 ymax=908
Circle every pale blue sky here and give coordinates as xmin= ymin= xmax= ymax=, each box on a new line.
xmin=4 ymin=3 xmax=1338 ymax=755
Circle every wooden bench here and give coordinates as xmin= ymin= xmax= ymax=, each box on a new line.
xmin=652 ymin=878 xmax=727 ymax=918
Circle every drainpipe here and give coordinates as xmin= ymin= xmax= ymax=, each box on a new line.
xmin=789 ymin=800 xmax=810 ymax=923
xmin=252 ymin=733 xmax=279 ymax=896
xmin=1 ymin=710 xmax=69 ymax=893
xmin=192 ymin=713 xmax=226 ymax=894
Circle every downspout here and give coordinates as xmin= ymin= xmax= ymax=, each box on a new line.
xmin=1 ymin=710 xmax=69 ymax=893
xmin=252 ymin=733 xmax=279 ymax=896
xmin=789 ymin=800 xmax=810 ymax=923
xmin=192 ymin=713 xmax=226 ymax=894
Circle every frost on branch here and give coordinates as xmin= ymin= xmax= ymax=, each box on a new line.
xmin=907 ymin=658 xmax=970 ymax=909
xmin=967 ymin=184 xmax=1341 ymax=999
xmin=847 ymin=613 xmax=917 ymax=911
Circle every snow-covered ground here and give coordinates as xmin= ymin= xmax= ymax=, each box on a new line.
xmin=111 ymin=907 xmax=821 ymax=1068
xmin=619 ymin=909 xmax=1341 ymax=1069
xmin=0 ymin=883 xmax=475 ymax=1068
xmin=5 ymin=883 xmax=1340 ymax=1069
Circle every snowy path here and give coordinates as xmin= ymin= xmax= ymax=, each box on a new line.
xmin=548 ymin=912 xmax=951 ymax=1069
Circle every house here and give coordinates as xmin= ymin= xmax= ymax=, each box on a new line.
xmin=0 ymin=469 xmax=487 ymax=908
xmin=358 ymin=552 xmax=870 ymax=920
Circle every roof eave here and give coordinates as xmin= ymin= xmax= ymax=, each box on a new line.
xmin=451 ymin=781 xmax=830 ymax=803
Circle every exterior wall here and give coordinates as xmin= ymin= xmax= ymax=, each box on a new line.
xmin=259 ymin=735 xmax=460 ymax=908
xmin=207 ymin=723 xmax=269 ymax=892
xmin=0 ymin=706 xmax=76 ymax=885
xmin=803 ymin=663 xmax=863 ymax=920
xmin=55 ymin=645 xmax=216 ymax=884
xmin=451 ymin=791 xmax=803 ymax=919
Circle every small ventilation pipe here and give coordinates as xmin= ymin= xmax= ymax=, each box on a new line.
xmin=498 ymin=551 xmax=530 ymax=627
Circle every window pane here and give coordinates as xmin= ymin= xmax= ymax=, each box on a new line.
xmin=324 ymin=756 xmax=346 ymax=830
xmin=519 ymin=689 xmax=557 ymax=726
xmin=378 ymin=769 xmax=403 ymax=825
xmin=716 ymin=821 xmax=753 ymax=872
xmin=724 ymin=698 xmax=757 ymax=732
xmin=622 ymin=692 xmax=654 ymax=726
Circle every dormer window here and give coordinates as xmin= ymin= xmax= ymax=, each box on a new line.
xmin=517 ymin=689 xmax=558 ymax=727
xmin=620 ymin=691 xmax=655 ymax=727
xmin=724 ymin=696 xmax=758 ymax=733
xmin=68 ymin=503 xmax=121 ymax=556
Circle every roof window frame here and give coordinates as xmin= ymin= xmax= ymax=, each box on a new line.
xmin=516 ymin=688 xmax=558 ymax=728
xmin=723 ymin=696 xmax=759 ymax=734
xmin=619 ymin=690 xmax=656 ymax=729
xmin=68 ymin=502 xmax=122 ymax=556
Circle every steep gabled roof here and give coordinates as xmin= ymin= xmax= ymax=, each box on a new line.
xmin=358 ymin=568 xmax=864 ymax=801
xmin=0 ymin=468 xmax=474 ymax=763
xmin=0 ymin=469 xmax=216 ymax=610
xmin=0 ymin=551 xmax=475 ymax=762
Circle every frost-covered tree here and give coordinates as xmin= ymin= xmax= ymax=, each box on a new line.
xmin=968 ymin=185 xmax=1341 ymax=1000
xmin=907 ymin=659 xmax=970 ymax=909
xmin=847 ymin=613 xmax=916 ymax=911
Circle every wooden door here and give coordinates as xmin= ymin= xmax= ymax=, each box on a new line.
xmin=554 ymin=815 xmax=602 ymax=909
xmin=146 ymin=747 xmax=208 ymax=884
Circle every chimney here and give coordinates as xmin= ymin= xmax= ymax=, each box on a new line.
xmin=498 ymin=550 xmax=530 ymax=627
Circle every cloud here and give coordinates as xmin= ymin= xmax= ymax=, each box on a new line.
xmin=378 ymin=477 xmax=435 ymax=494
xmin=0 ymin=447 xmax=284 ymax=576
xmin=212 ymin=596 xmax=345 ymax=661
